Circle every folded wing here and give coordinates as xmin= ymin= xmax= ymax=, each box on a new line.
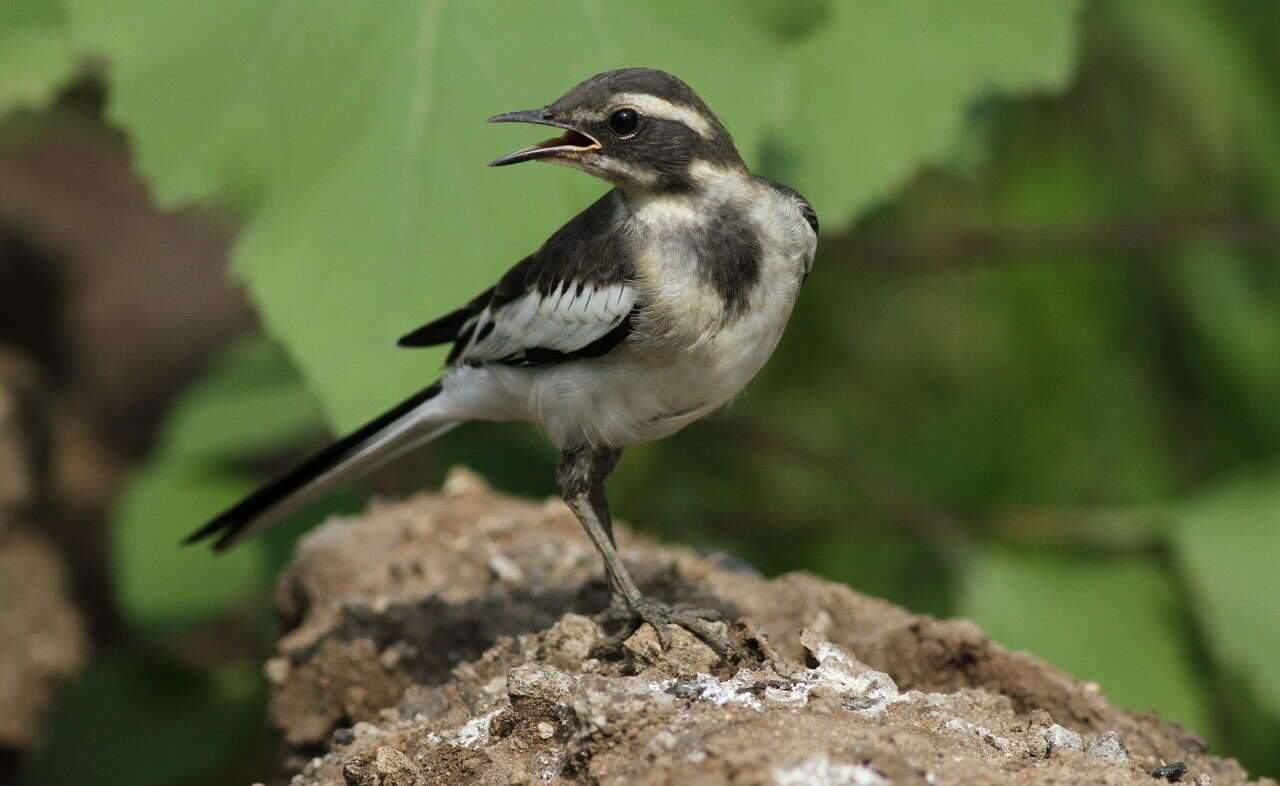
xmin=397 ymin=190 xmax=640 ymax=367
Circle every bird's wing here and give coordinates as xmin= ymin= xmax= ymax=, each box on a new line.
xmin=397 ymin=287 xmax=494 ymax=348
xmin=449 ymin=278 xmax=638 ymax=366
xmin=397 ymin=190 xmax=640 ymax=366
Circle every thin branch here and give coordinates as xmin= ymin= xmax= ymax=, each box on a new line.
xmin=707 ymin=416 xmax=974 ymax=570
xmin=835 ymin=211 xmax=1280 ymax=269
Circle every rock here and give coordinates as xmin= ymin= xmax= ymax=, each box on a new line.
xmin=541 ymin=613 xmax=601 ymax=662
xmin=622 ymin=622 xmax=722 ymax=675
xmin=1086 ymin=730 xmax=1131 ymax=764
xmin=0 ymin=530 xmax=89 ymax=750
xmin=0 ymin=348 xmax=89 ymax=754
xmin=264 ymin=656 xmax=291 ymax=685
xmin=772 ymin=754 xmax=888 ymax=786
xmin=340 ymin=755 xmax=376 ymax=786
xmin=1044 ymin=722 xmax=1084 ymax=752
xmin=1152 ymin=761 xmax=1190 ymax=782
xmin=507 ymin=663 xmax=575 ymax=703
xmin=265 ymin=473 xmax=1274 ymax=786
xmin=0 ymin=350 xmax=45 ymax=517
xmin=372 ymin=746 xmax=419 ymax=786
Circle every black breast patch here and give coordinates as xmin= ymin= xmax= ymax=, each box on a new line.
xmin=690 ymin=204 xmax=762 ymax=318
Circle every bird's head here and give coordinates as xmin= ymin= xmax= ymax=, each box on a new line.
xmin=487 ymin=68 xmax=743 ymax=193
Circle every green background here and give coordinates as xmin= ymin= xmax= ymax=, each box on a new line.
xmin=4 ymin=0 xmax=1279 ymax=783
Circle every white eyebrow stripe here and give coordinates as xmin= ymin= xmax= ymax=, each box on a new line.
xmin=610 ymin=93 xmax=714 ymax=138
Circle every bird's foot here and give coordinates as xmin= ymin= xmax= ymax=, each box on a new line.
xmin=592 ymin=597 xmax=745 ymax=663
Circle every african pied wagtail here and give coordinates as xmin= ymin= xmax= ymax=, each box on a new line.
xmin=186 ymin=68 xmax=818 ymax=659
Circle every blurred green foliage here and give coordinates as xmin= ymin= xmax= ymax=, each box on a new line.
xmin=4 ymin=0 xmax=1280 ymax=783
xmin=64 ymin=0 xmax=1079 ymax=431
xmin=1171 ymin=472 xmax=1280 ymax=725
xmin=114 ymin=338 xmax=326 ymax=631
xmin=0 ymin=0 xmax=74 ymax=112
xmin=963 ymin=547 xmax=1213 ymax=734
xmin=23 ymin=653 xmax=264 ymax=786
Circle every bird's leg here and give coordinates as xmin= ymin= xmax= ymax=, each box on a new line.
xmin=557 ymin=446 xmax=742 ymax=661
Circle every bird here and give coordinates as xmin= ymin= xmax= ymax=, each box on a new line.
xmin=185 ymin=67 xmax=818 ymax=659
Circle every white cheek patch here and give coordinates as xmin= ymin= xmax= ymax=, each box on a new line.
xmin=593 ymin=156 xmax=658 ymax=186
xmin=688 ymin=160 xmax=746 ymax=186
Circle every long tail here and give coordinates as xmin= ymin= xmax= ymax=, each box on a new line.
xmin=184 ymin=380 xmax=459 ymax=551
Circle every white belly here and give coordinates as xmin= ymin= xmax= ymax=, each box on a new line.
xmin=540 ymin=294 xmax=795 ymax=448
xmin=435 ymin=282 xmax=795 ymax=450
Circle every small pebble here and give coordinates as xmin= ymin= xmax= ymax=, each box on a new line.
xmin=484 ymin=675 xmax=508 ymax=695
xmin=537 ymin=721 xmax=555 ymax=739
xmin=342 ymin=756 xmax=376 ymax=786
xmin=649 ymin=730 xmax=679 ymax=751
xmin=380 ymin=644 xmax=410 ymax=669
xmin=1151 ymin=762 xmax=1188 ymax=782
xmin=351 ymin=721 xmax=383 ymax=739
xmin=669 ymin=680 xmax=705 ymax=700
xmin=488 ymin=553 xmax=524 ymax=583
xmin=263 ymin=657 xmax=290 ymax=685
xmin=1084 ymin=730 xmax=1129 ymax=764
xmin=507 ymin=663 xmax=575 ymax=702
xmin=374 ymin=746 xmax=420 ymax=786
xmin=1043 ymin=723 xmax=1084 ymax=752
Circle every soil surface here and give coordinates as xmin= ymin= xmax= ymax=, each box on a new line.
xmin=267 ymin=469 xmax=1271 ymax=786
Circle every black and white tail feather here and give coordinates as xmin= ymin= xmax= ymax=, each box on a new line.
xmin=182 ymin=382 xmax=453 ymax=550
xmin=186 ymin=195 xmax=645 ymax=550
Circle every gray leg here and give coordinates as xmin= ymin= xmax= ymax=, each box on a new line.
xmin=557 ymin=446 xmax=743 ymax=661
xmin=556 ymin=446 xmax=640 ymax=603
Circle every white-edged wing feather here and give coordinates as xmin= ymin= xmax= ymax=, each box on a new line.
xmin=454 ymin=282 xmax=636 ymax=365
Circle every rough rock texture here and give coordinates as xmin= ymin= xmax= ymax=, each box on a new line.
xmin=271 ymin=469 xmax=1271 ymax=786
xmin=0 ymin=350 xmax=88 ymax=751
xmin=0 ymin=530 xmax=88 ymax=750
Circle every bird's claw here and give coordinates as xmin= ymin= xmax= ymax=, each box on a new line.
xmin=592 ymin=598 xmax=745 ymax=663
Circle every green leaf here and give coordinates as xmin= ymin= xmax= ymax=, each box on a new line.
xmin=68 ymin=1 xmax=785 ymax=430
xmin=1104 ymin=0 xmax=1280 ymax=205
xmin=0 ymin=0 xmax=76 ymax=115
xmin=775 ymin=0 xmax=1083 ymax=225
xmin=67 ymin=1 xmax=1083 ymax=431
xmin=1170 ymin=469 xmax=1280 ymax=718
xmin=1168 ymin=242 xmax=1280 ymax=444
xmin=961 ymin=546 xmax=1213 ymax=735
xmin=114 ymin=463 xmax=265 ymax=628
xmin=746 ymin=0 xmax=833 ymax=42
xmin=22 ymin=651 xmax=263 ymax=786
xmin=111 ymin=336 xmax=324 ymax=630
xmin=161 ymin=336 xmax=324 ymax=462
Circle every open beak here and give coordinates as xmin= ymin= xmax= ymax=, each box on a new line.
xmin=487 ymin=108 xmax=601 ymax=167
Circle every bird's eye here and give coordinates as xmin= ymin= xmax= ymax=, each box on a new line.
xmin=608 ymin=108 xmax=639 ymax=137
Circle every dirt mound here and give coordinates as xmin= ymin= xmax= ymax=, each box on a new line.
xmin=267 ymin=469 xmax=1269 ymax=785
